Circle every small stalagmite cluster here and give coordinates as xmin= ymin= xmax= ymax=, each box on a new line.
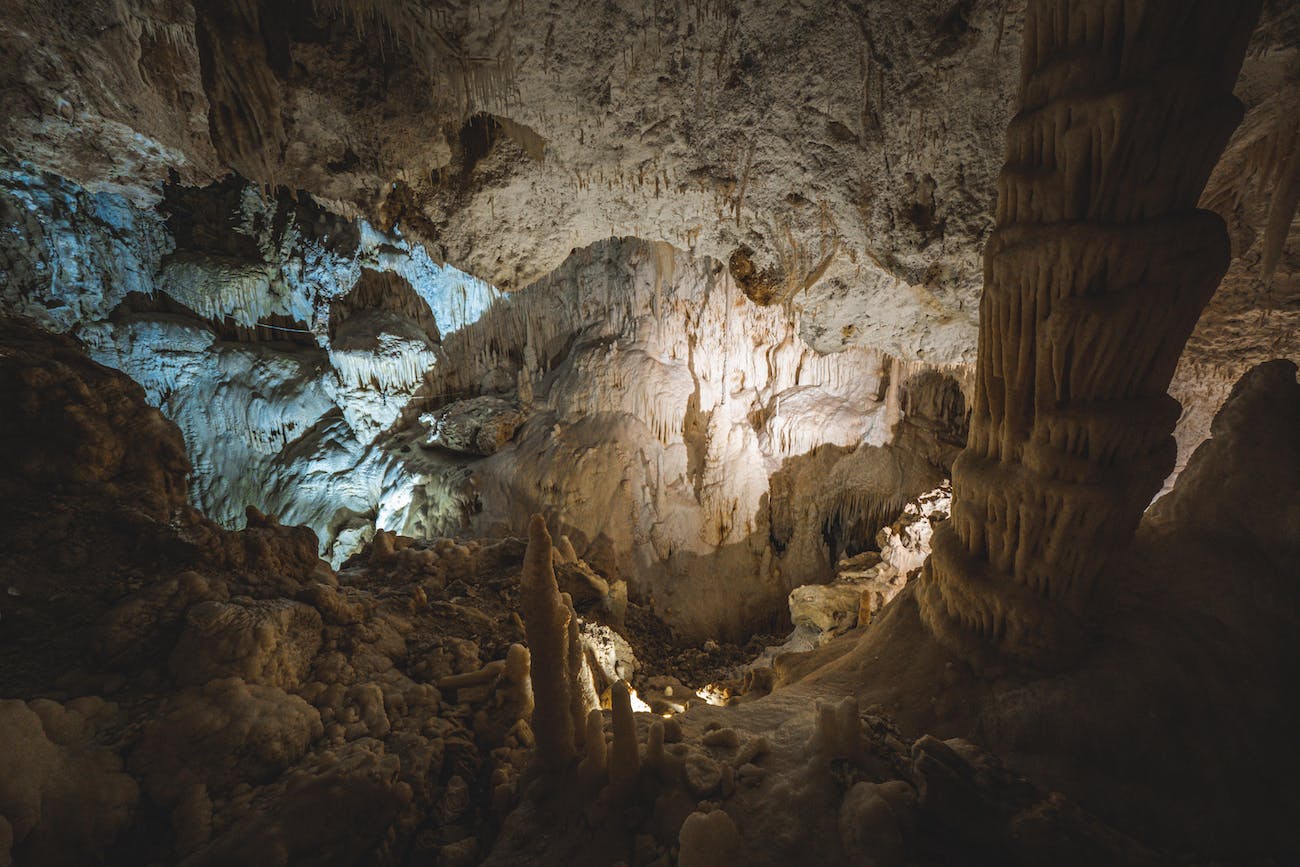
xmin=518 ymin=514 xmax=590 ymax=769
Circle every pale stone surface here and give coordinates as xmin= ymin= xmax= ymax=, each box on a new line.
xmin=783 ymin=482 xmax=951 ymax=644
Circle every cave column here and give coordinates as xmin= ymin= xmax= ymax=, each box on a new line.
xmin=917 ymin=0 xmax=1263 ymax=667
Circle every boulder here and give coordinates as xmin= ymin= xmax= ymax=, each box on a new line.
xmin=419 ymin=396 xmax=527 ymax=456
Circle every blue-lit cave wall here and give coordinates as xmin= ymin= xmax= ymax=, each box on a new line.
xmin=0 ymin=164 xmax=500 ymax=563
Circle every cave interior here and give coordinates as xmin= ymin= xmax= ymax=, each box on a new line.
xmin=0 ymin=0 xmax=1298 ymax=865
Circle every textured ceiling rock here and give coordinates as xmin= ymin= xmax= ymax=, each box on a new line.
xmin=1 ymin=0 xmax=1024 ymax=363
xmin=0 ymin=0 xmax=221 ymax=201
xmin=3 ymin=0 xmax=1295 ymax=373
xmin=383 ymin=0 xmax=1019 ymax=363
xmin=0 ymin=0 xmax=1296 ymax=636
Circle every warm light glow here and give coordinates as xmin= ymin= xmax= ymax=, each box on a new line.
xmin=627 ymin=686 xmax=653 ymax=714
xmin=698 ymin=684 xmax=729 ymax=707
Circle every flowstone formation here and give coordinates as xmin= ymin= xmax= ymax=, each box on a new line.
xmin=0 ymin=168 xmax=499 ymax=563
xmin=917 ymin=0 xmax=1268 ymax=667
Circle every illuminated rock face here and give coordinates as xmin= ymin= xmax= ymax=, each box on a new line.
xmin=0 ymin=168 xmax=955 ymax=636
xmin=389 ymin=238 xmax=957 ymax=639
xmin=0 ymin=0 xmax=1293 ymax=643
xmin=0 ymin=168 xmax=500 ymax=563
xmin=917 ymin=0 xmax=1266 ymax=668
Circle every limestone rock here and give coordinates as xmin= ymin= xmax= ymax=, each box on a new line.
xmin=678 ymin=810 xmax=741 ymax=867
xmin=874 ymin=482 xmax=951 ymax=576
xmin=182 ymin=740 xmax=410 ymax=867
xmin=910 ymin=736 xmax=1156 ymax=865
xmin=789 ymin=581 xmax=869 ymax=634
xmin=579 ymin=619 xmax=637 ymax=696
xmin=783 ymin=482 xmax=951 ymax=644
xmin=1147 ymin=359 xmax=1299 ymax=557
xmin=170 ymin=598 xmax=323 ymax=690
xmin=90 ymin=571 xmax=224 ymax=666
xmin=555 ymin=560 xmax=610 ymax=608
xmin=131 ymin=678 xmax=323 ymax=806
xmin=0 ymin=319 xmax=189 ymax=518
xmin=840 ymin=782 xmax=905 ymax=867
xmin=683 ymin=752 xmax=722 ymax=798
xmin=0 ymin=698 xmax=138 ymax=867
xmin=639 ymin=675 xmax=700 ymax=717
xmin=420 ymin=396 xmax=527 ymax=456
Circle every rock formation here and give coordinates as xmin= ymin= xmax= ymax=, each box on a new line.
xmin=918 ymin=0 xmax=1268 ymax=668
xmin=0 ymin=0 xmax=1298 ymax=865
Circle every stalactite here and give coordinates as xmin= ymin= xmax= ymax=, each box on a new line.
xmin=311 ymin=0 xmax=517 ymax=116
xmin=916 ymin=0 xmax=1265 ymax=669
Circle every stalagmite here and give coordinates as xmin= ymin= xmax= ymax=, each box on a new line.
xmin=576 ymin=708 xmax=607 ymax=787
xmin=519 ymin=514 xmax=576 ymax=768
xmin=916 ymin=0 xmax=1267 ymax=668
xmin=644 ymin=719 xmax=667 ymax=781
xmin=562 ymin=591 xmax=599 ymax=746
xmin=608 ymin=680 xmax=640 ymax=794
xmin=678 ymin=810 xmax=741 ymax=867
xmin=806 ymin=696 xmax=867 ymax=764
xmin=556 ymin=534 xmax=579 ymax=565
xmin=500 ymin=643 xmax=535 ymax=722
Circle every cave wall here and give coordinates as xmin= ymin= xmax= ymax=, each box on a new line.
xmin=0 ymin=164 xmax=960 ymax=638
xmin=0 ymin=167 xmax=500 ymax=562
xmin=1 ymin=0 xmax=1296 ymax=639
xmin=387 ymin=237 xmax=955 ymax=640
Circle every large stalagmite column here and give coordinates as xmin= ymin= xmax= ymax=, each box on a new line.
xmin=917 ymin=0 xmax=1263 ymax=668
